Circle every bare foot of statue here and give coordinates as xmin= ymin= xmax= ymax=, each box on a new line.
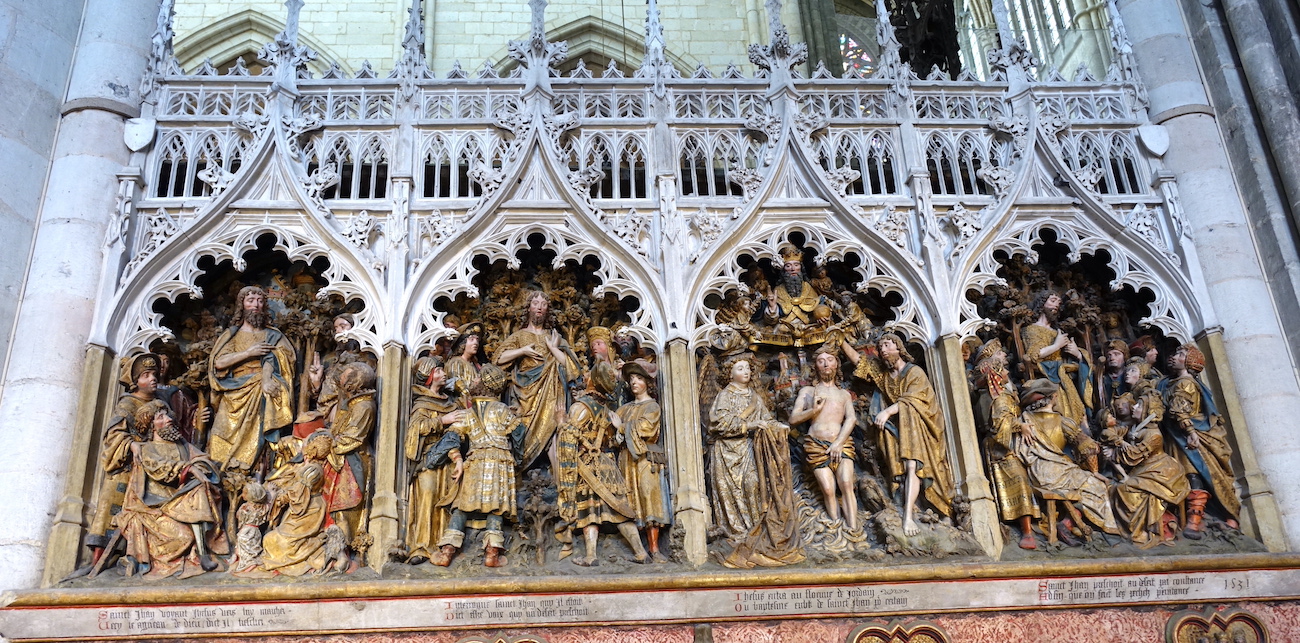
xmin=902 ymin=517 xmax=920 ymax=536
xmin=574 ymin=554 xmax=598 ymax=567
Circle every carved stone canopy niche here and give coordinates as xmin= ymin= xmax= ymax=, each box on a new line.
xmin=425 ymin=234 xmax=647 ymax=363
xmin=966 ymin=229 xmax=1265 ymax=557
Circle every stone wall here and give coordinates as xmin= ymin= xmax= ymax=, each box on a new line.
xmin=171 ymin=0 xmax=806 ymax=76
xmin=0 ymin=0 xmax=86 ymax=389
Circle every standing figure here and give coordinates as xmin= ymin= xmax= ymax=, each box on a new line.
xmin=1100 ymin=393 xmax=1188 ymax=547
xmin=1161 ymin=343 xmax=1241 ymax=538
xmin=1020 ymin=290 xmax=1093 ymax=428
xmin=430 ymin=365 xmax=524 ymax=568
xmin=974 ymin=340 xmax=1040 ymax=550
xmin=299 ymin=314 xmax=363 ymax=433
xmin=707 ymin=357 xmax=762 ymax=539
xmin=494 ymin=290 xmax=581 ymax=470
xmin=709 ymin=355 xmax=805 ymax=569
xmin=208 ymin=285 xmax=297 ymax=473
xmin=556 ymin=364 xmax=650 ymax=566
xmin=404 ymin=356 xmax=461 ymax=565
xmin=322 ymin=361 xmax=376 ymax=545
xmin=788 ymin=346 xmax=859 ymax=530
xmin=612 ymin=362 xmax=672 ymax=562
xmin=841 ymin=334 xmax=955 ymax=536
xmin=1015 ymin=379 xmax=1121 ymax=538
xmin=445 ymin=322 xmax=483 ymax=398
xmin=114 ymin=401 xmax=225 ymax=579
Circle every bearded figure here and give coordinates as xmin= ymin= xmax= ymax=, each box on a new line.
xmin=493 ymin=290 xmax=581 ymax=470
xmin=759 ymin=244 xmax=828 ymax=337
xmin=1020 ymin=290 xmax=1093 ymax=429
xmin=114 ymin=401 xmax=226 ymax=579
xmin=207 ymin=286 xmax=297 ymax=473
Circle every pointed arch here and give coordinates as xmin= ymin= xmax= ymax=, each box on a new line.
xmin=688 ymin=121 xmax=941 ymax=343
xmin=949 ymin=128 xmax=1204 ymax=342
xmin=154 ymin=132 xmax=191 ymax=198
xmin=404 ymin=221 xmax=666 ymax=353
xmin=173 ymin=9 xmax=347 ymax=76
xmin=926 ymin=134 xmax=960 ymax=195
xmin=488 ymin=17 xmax=695 ymax=77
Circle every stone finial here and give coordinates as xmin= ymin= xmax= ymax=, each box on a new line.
xmin=748 ymin=0 xmax=807 ymax=90
xmin=140 ymin=0 xmax=180 ymax=103
xmin=260 ymin=0 xmax=317 ymax=93
xmin=638 ymin=0 xmax=676 ymax=96
xmin=874 ymin=0 xmax=904 ymax=79
xmin=508 ymin=0 xmax=568 ymax=96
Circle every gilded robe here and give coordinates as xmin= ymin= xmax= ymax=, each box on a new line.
xmin=854 ymin=358 xmax=955 ymax=516
xmin=557 ymin=396 xmax=637 ymax=530
xmin=707 ymin=383 xmax=762 ymax=538
xmin=88 ymin=394 xmax=153 ymax=548
xmin=325 ymin=389 xmax=374 ymax=538
xmin=1162 ymin=375 xmax=1241 ymax=519
xmin=1108 ymin=423 xmax=1189 ymax=545
xmin=114 ymin=439 xmax=225 ymax=579
xmin=404 ymin=386 xmax=458 ymax=559
xmin=983 ymin=388 xmax=1039 ymax=521
xmin=1021 ymin=324 xmax=1093 ymax=427
xmin=761 ymin=280 xmax=822 ymax=327
xmin=446 ymin=356 xmax=480 ymax=394
xmin=431 ymin=397 xmax=523 ymax=518
xmin=616 ymin=398 xmax=671 ymax=527
xmin=1016 ymin=410 xmax=1120 ymax=534
xmin=494 ymin=329 xmax=579 ymax=469
xmin=207 ymin=326 xmax=296 ymax=472
xmin=708 ymin=383 xmax=804 ymax=568
xmin=261 ymin=463 xmax=329 ymax=575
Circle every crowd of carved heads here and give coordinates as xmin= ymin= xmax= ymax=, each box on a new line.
xmin=966 ymin=232 xmax=1171 ymax=378
xmin=150 ymin=242 xmax=367 ymax=394
xmin=428 ymin=239 xmax=648 ymax=363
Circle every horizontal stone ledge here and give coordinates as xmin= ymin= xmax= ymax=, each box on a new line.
xmin=58 ymin=97 xmax=140 ymax=120
xmin=3 ymin=563 xmax=1299 ymax=640
xmin=11 ymin=552 xmax=1300 ymax=607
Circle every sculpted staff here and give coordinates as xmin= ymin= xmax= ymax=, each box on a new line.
xmin=207 ymin=286 xmax=296 ymax=473
xmin=842 ymin=333 xmax=954 ymax=536
xmin=1161 ymin=343 xmax=1241 ymax=538
xmin=788 ymin=346 xmax=859 ymax=530
xmin=493 ymin=290 xmax=581 ymax=470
